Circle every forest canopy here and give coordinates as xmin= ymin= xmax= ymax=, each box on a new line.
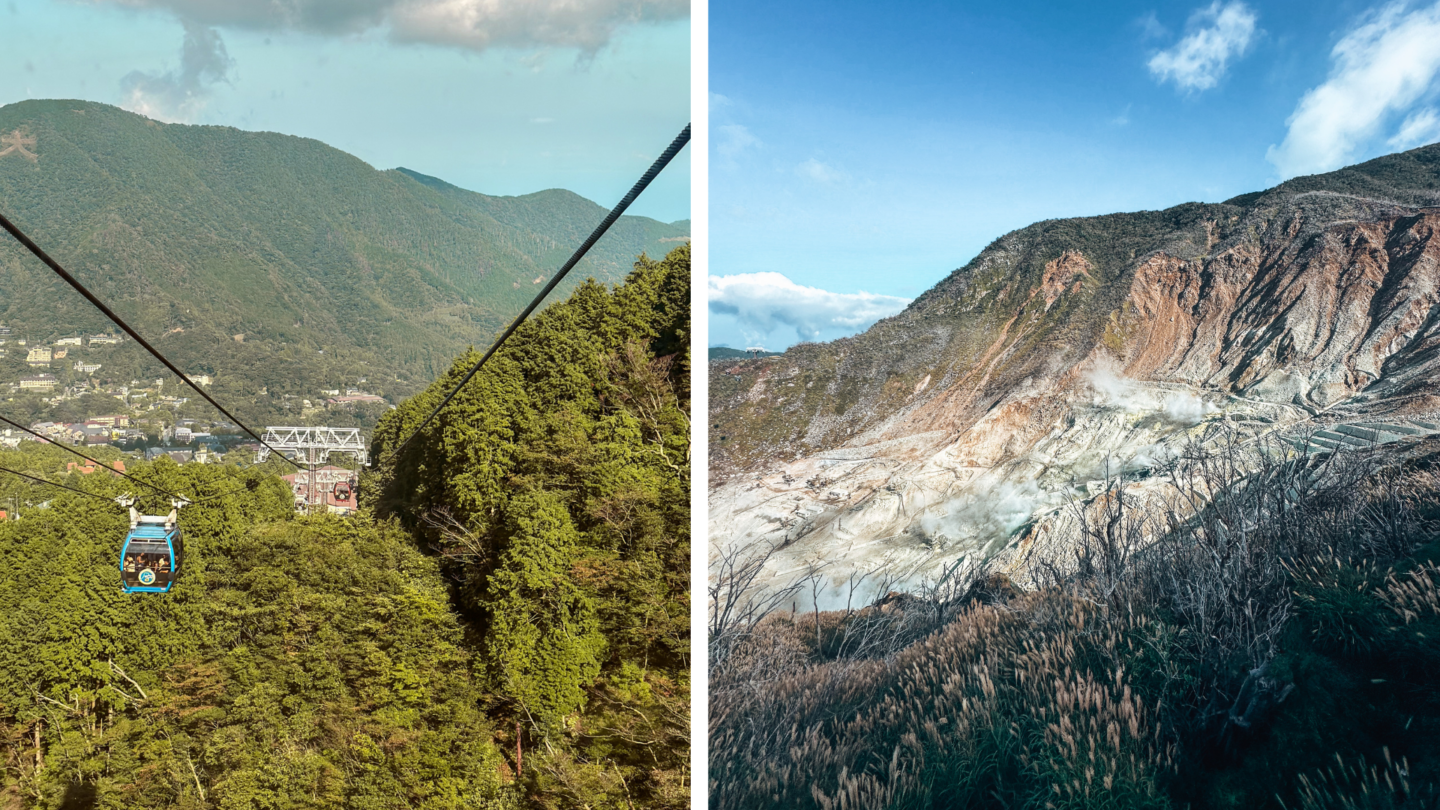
xmin=0 ymin=245 xmax=691 ymax=810
xmin=368 ymin=244 xmax=691 ymax=807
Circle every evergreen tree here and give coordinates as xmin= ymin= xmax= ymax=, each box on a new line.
xmin=485 ymin=489 xmax=605 ymax=727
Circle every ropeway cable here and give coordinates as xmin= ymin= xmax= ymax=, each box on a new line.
xmin=0 ymin=211 xmax=302 ymax=470
xmin=0 ymin=463 xmax=121 ymax=505
xmin=0 ymin=413 xmax=256 ymax=504
xmin=0 ymin=413 xmax=179 ymax=498
xmin=383 ymin=123 xmax=691 ymax=462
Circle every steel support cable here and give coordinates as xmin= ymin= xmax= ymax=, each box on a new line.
xmin=0 ymin=414 xmax=273 ymax=505
xmin=0 ymin=464 xmax=121 ymax=505
xmin=0 ymin=413 xmax=182 ymax=498
xmin=0 ymin=211 xmax=302 ymax=470
xmin=384 ymin=123 xmax=691 ymax=463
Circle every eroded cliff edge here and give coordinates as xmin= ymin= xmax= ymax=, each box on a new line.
xmin=710 ymin=143 xmax=1440 ymax=603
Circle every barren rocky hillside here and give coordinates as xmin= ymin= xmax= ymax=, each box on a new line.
xmin=710 ymin=142 xmax=1440 ymax=601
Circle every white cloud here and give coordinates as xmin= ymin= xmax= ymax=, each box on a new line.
xmin=708 ymin=272 xmax=912 ymax=343
xmin=712 ymin=94 xmax=763 ymax=166
xmin=96 ymin=0 xmax=686 ymax=54
xmin=796 ymin=157 xmax=847 ymax=184
xmin=1388 ymin=106 xmax=1440 ymax=151
xmin=120 ymin=20 xmax=233 ymax=123
xmin=388 ymin=0 xmax=687 ymax=54
xmin=1268 ymin=2 xmax=1440 ymax=178
xmin=716 ymin=123 xmax=760 ymax=159
xmin=1137 ymin=11 xmax=1168 ymax=40
xmin=1147 ymin=1 xmax=1257 ymax=91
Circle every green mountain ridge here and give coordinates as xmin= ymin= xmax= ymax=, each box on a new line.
xmin=394 ymin=167 xmax=689 ymax=227
xmin=707 ymin=346 xmax=781 ymax=360
xmin=0 ymin=99 xmax=687 ymax=418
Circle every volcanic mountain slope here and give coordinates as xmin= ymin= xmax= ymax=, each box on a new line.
xmin=0 ymin=99 xmax=687 ymax=401
xmin=710 ymin=142 xmax=1440 ymax=602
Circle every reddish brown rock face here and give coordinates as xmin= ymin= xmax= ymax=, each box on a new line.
xmin=710 ymin=145 xmax=1440 ymax=597
xmin=1039 ymin=251 xmax=1090 ymax=311
xmin=1112 ymin=213 xmax=1440 ymax=407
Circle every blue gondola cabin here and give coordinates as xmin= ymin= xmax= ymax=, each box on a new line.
xmin=119 ymin=506 xmax=182 ymax=593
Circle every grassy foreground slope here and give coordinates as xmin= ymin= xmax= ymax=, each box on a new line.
xmin=711 ymin=438 xmax=1440 ymax=810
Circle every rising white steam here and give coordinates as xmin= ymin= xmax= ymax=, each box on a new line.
xmin=1085 ymin=367 xmax=1216 ymax=425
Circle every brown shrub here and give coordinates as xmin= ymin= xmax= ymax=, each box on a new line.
xmin=711 ymin=592 xmax=1172 ymax=810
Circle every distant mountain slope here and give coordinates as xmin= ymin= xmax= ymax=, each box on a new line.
xmin=710 ymin=139 xmax=1440 ymax=593
xmin=709 ymin=347 xmax=782 ymax=360
xmin=394 ymin=167 xmax=688 ymax=276
xmin=0 ymin=99 xmax=687 ymax=410
xmin=713 ymin=141 xmax=1440 ymax=477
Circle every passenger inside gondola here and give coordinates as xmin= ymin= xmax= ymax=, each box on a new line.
xmin=122 ymin=550 xmax=168 ymax=581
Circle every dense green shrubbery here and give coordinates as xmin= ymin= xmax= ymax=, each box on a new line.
xmin=0 ymin=246 xmax=691 ymax=809
xmin=367 ymin=244 xmax=691 ymax=809
xmin=0 ymin=451 xmax=516 ymax=808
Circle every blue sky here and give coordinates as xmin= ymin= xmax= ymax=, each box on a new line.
xmin=709 ymin=0 xmax=1440 ymax=350
xmin=0 ymin=0 xmax=690 ymax=222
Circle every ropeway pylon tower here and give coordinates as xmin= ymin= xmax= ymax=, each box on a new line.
xmin=257 ymin=427 xmax=368 ymax=513
xmin=256 ymin=427 xmax=368 ymax=466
